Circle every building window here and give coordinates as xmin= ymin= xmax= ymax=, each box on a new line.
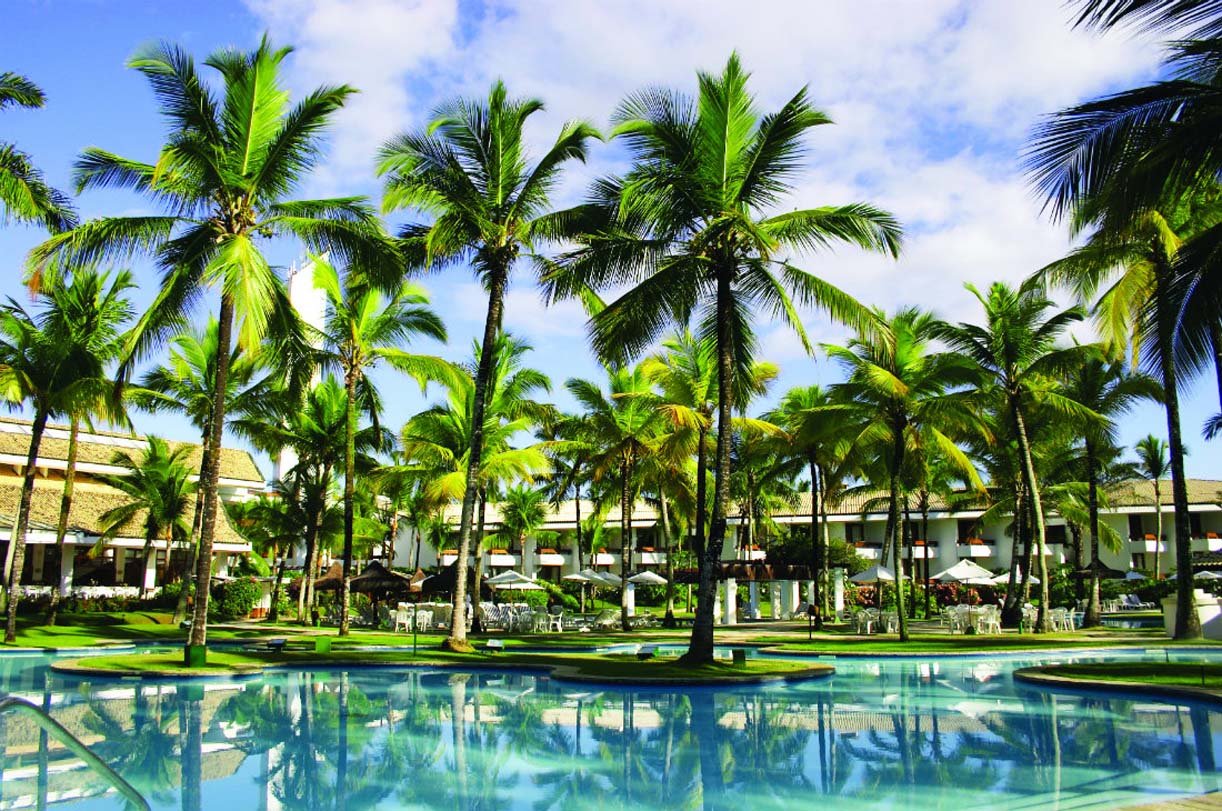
xmin=957 ymin=519 xmax=977 ymax=543
xmin=1128 ymin=514 xmax=1145 ymax=540
xmin=845 ymin=522 xmax=865 ymax=542
xmin=1046 ymin=525 xmax=1067 ymax=544
xmin=1191 ymin=513 xmax=1204 ymax=538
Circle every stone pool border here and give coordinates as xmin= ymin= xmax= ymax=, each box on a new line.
xmin=1013 ymin=664 xmax=1222 ymax=707
xmin=49 ymin=653 xmax=835 ymax=687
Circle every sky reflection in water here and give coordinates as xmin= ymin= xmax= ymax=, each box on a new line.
xmin=1 ymin=649 xmax=1220 ymax=811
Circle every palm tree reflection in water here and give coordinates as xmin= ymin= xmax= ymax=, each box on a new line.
xmin=6 ymin=658 xmax=1222 ymax=811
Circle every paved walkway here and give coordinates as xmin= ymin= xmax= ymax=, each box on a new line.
xmin=1121 ymin=794 xmax=1222 ymax=810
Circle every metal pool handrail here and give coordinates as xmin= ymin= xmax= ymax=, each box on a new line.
xmin=0 ymin=695 xmax=151 ymax=811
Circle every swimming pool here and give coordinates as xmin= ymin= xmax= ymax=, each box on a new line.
xmin=0 ymin=646 xmax=1218 ymax=810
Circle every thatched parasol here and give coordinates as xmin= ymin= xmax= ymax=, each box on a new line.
xmin=349 ymin=561 xmax=423 ymax=597
xmin=311 ymin=563 xmax=345 ymax=592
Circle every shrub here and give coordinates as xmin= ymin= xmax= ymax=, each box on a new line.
xmin=209 ymin=577 xmax=260 ymax=621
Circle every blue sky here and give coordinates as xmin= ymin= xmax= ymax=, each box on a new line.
xmin=3 ymin=0 xmax=1220 ymax=481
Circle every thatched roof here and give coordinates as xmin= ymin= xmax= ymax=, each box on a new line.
xmin=0 ymin=416 xmax=263 ymax=483
xmin=0 ymin=478 xmax=248 ymax=547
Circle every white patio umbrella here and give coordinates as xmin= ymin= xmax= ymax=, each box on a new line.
xmin=484 ymin=570 xmax=543 ymax=590
xmin=628 ymin=571 xmax=668 ymax=585
xmin=1124 ymin=570 xmax=1149 ymax=581
xmin=594 ymin=572 xmax=623 ymax=588
xmin=932 ymin=559 xmax=995 ymax=585
xmin=562 ymin=573 xmax=591 ymax=582
xmin=849 ymin=564 xmax=902 ymax=583
xmin=1168 ymin=570 xmax=1222 ymax=580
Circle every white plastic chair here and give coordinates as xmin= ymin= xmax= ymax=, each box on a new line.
xmin=393 ymin=609 xmax=411 ymax=632
xmin=854 ymin=610 xmax=875 ymax=634
xmin=977 ymin=605 xmax=1001 ymax=634
xmin=548 ymin=609 xmax=564 ymax=632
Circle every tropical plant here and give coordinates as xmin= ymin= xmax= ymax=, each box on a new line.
xmin=1059 ymin=352 xmax=1160 ymax=624
xmin=1134 ymin=434 xmax=1172 ymax=578
xmin=0 ymin=277 xmax=129 ymax=641
xmin=35 ymin=268 xmax=135 ymax=625
xmin=495 ymin=484 xmax=553 ymax=562
xmin=567 ymin=364 xmax=663 ymax=630
xmin=310 ymin=255 xmax=452 ymax=634
xmin=378 ymin=80 xmax=599 ymax=650
xmin=95 ymin=437 xmax=197 ymax=598
xmin=1035 ymin=188 xmax=1219 ymax=637
xmin=825 ymin=307 xmax=983 ymax=640
xmin=27 ymin=36 xmax=396 ymax=652
xmin=131 ymin=318 xmax=269 ymax=623
xmin=934 ymin=279 xmax=1093 ymax=631
xmin=0 ymin=71 xmax=75 ymax=231
xmin=545 ymin=54 xmax=902 ymax=662
xmin=396 ymin=333 xmax=552 ymax=618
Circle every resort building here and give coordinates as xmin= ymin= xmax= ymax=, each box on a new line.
xmin=0 ymin=416 xmax=262 ymax=595
xmin=389 ymin=478 xmax=1222 ymax=583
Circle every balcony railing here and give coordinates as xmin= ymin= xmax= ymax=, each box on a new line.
xmin=536 ymin=550 xmax=566 ymax=567
xmin=957 ymin=540 xmax=994 ymax=558
xmin=593 ymin=552 xmax=615 ymax=566
xmin=637 ymin=550 xmax=667 ymax=565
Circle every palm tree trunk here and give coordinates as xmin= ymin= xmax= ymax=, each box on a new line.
xmin=809 ymin=457 xmax=822 ymax=629
xmin=299 ymin=496 xmax=322 ymax=625
xmin=1084 ymin=441 xmax=1102 ymax=627
xmin=887 ymin=421 xmax=908 ymax=641
xmin=683 ymin=267 xmax=734 ymax=664
xmin=1013 ymin=405 xmax=1052 ymax=633
xmin=620 ymin=458 xmax=632 ymax=632
xmin=1002 ymin=474 xmax=1025 ymax=626
xmin=174 ymin=429 xmax=210 ymax=626
xmin=471 ymin=490 xmax=487 ymax=630
xmin=4 ymin=406 xmax=49 ymax=642
xmin=339 ymin=369 xmax=358 ymax=636
xmin=188 ymin=294 xmax=235 ymax=650
xmin=1153 ymin=479 xmax=1163 ymax=579
xmin=446 ymin=263 xmax=508 ymax=651
xmin=574 ymin=486 xmax=584 ymax=612
xmin=694 ymin=424 xmax=709 ymax=557
xmin=921 ymin=498 xmax=931 ymax=619
xmin=47 ymin=418 xmax=80 ymax=626
xmin=904 ymin=499 xmax=915 ymax=619
xmin=820 ymin=472 xmax=831 ymax=617
xmin=268 ymin=544 xmax=289 ymax=624
xmin=1152 ymin=270 xmax=1201 ymax=638
xmin=660 ymin=487 xmax=676 ymax=624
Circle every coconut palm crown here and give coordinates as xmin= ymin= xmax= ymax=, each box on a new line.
xmin=546 ymin=53 xmax=902 ymax=662
xmin=27 ymin=36 xmax=398 ymax=650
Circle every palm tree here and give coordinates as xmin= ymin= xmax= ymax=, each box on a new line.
xmin=0 ymin=72 xmax=75 ymax=231
xmin=546 ymin=54 xmax=901 ymax=662
xmin=35 ymin=269 xmax=135 ymax=626
xmin=233 ymin=376 xmax=386 ymax=623
xmin=28 ymin=36 xmax=395 ymax=653
xmin=495 ymin=484 xmax=552 ymax=571
xmin=825 ymin=308 xmax=982 ymax=640
xmin=95 ymin=437 xmax=196 ymax=598
xmin=131 ymin=319 xmax=269 ymax=623
xmin=934 ymin=280 xmax=1093 ymax=633
xmin=567 ymin=365 xmax=663 ymax=630
xmin=1134 ymin=434 xmax=1172 ymax=578
xmin=0 ymin=284 xmax=126 ymax=641
xmin=1060 ymin=353 xmax=1160 ymax=625
xmin=228 ymin=489 xmax=299 ymax=622
xmin=765 ymin=385 xmax=851 ymax=626
xmin=311 ymin=255 xmax=452 ymax=635
xmin=378 ymin=81 xmax=599 ymax=651
xmin=397 ymin=334 xmax=552 ymax=619
xmin=1036 ymin=189 xmax=1218 ymax=638
xmin=538 ymin=413 xmax=594 ymax=573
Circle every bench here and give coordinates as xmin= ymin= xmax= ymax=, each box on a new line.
xmin=265 ymin=638 xmax=287 ymax=653
xmin=484 ymin=639 xmax=505 ymax=653
xmin=636 ymin=644 xmax=657 ymax=661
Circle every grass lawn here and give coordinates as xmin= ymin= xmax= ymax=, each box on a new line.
xmin=759 ymin=627 xmax=1222 ymax=654
xmin=1031 ymin=662 xmax=1222 ymax=690
xmin=4 ymin=611 xmax=273 ymax=649
xmin=56 ymin=647 xmax=825 ymax=684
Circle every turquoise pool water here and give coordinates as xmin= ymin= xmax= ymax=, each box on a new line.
xmin=1 ymin=647 xmax=1219 ymax=810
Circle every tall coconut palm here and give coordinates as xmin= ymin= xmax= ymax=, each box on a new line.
xmin=233 ymin=375 xmax=388 ymax=623
xmin=378 ymin=82 xmax=599 ymax=651
xmin=1134 ymin=434 xmax=1172 ymax=577
xmin=0 ymin=72 xmax=75 ymax=231
xmin=131 ymin=319 xmax=269 ymax=623
xmin=27 ymin=37 xmax=395 ymax=653
xmin=95 ymin=437 xmax=196 ymax=598
xmin=825 ymin=308 xmax=982 ymax=641
xmin=765 ymin=384 xmax=854 ymax=626
xmin=494 ymin=484 xmax=552 ymax=567
xmin=35 ymin=269 xmax=135 ymax=625
xmin=538 ymin=412 xmax=594 ymax=574
xmin=567 ymin=365 xmax=663 ymax=630
xmin=546 ymin=54 xmax=901 ymax=662
xmin=1059 ymin=353 xmax=1160 ymax=625
xmin=397 ymin=334 xmax=552 ymax=619
xmin=310 ymin=255 xmax=452 ymax=635
xmin=0 ymin=284 xmax=128 ymax=641
xmin=1035 ymin=189 xmax=1219 ymax=638
xmin=934 ymin=280 xmax=1093 ymax=633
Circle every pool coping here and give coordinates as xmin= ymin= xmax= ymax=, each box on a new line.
xmin=1013 ymin=664 xmax=1222 ymax=707
xmin=49 ymin=653 xmax=836 ymax=687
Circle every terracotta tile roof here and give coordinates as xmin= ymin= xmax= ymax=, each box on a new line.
xmin=0 ymin=478 xmax=248 ymax=546
xmin=0 ymin=416 xmax=264 ymax=483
